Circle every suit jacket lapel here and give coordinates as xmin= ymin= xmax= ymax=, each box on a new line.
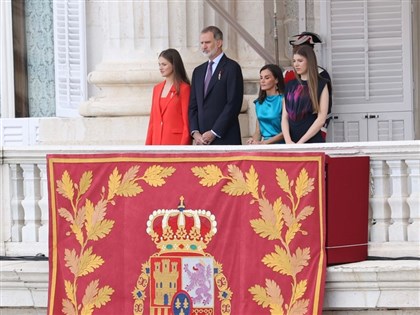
xmin=154 ymin=82 xmax=165 ymax=119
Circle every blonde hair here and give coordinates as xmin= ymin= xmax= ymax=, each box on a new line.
xmin=293 ymin=45 xmax=320 ymax=113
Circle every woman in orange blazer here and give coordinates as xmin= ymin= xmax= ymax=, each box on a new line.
xmin=146 ymin=49 xmax=192 ymax=145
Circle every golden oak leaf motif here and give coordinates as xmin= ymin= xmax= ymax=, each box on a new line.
xmin=221 ymin=178 xmax=249 ymax=196
xmin=78 ymin=171 xmax=93 ymax=196
xmin=243 ymin=165 xmax=318 ymax=314
xmin=245 ymin=165 xmax=259 ymax=199
xmin=143 ymin=165 xmax=175 ymax=187
xmin=57 ymin=171 xmax=75 ymax=201
xmin=227 ymin=164 xmax=245 ymax=182
xmin=262 ymin=245 xmax=292 ymax=276
xmin=276 ymin=169 xmax=291 ymax=195
xmin=81 ymin=304 xmax=94 ymax=315
xmin=87 ymin=219 xmax=114 ymax=241
xmin=64 ymin=248 xmax=79 ymax=276
xmin=191 ymin=165 xmax=223 ymax=186
xmin=285 ymin=222 xmax=300 ymax=246
xmin=62 ymin=298 xmax=76 ymax=315
xmin=82 ymin=280 xmax=99 ymax=312
xmin=80 ymin=279 xmax=114 ymax=314
xmin=59 ymin=208 xmax=74 ymax=223
xmin=78 ymin=247 xmax=104 ymax=277
xmin=295 ymin=168 xmax=315 ymax=199
xmin=282 ymin=204 xmax=294 ymax=228
xmin=258 ymin=198 xmax=276 ymax=223
xmin=85 ymin=199 xmax=100 ymax=234
xmin=249 ymin=285 xmax=271 ymax=307
xmin=64 ymin=280 xmax=76 ymax=306
xmin=83 ymin=200 xmax=95 ymax=241
xmin=270 ymin=304 xmax=284 ymax=315
xmin=94 ymin=286 xmax=114 ymax=308
xmin=85 ymin=200 xmax=113 ymax=241
xmin=116 ymin=181 xmax=142 ymax=197
xmin=290 ymin=247 xmax=310 ymax=276
xmin=292 ymin=279 xmax=307 ymax=304
xmin=75 ymin=206 xmax=86 ymax=231
xmin=117 ymin=166 xmax=142 ymax=196
xmin=250 ymin=218 xmax=278 ymax=240
xmin=70 ymin=223 xmax=84 ymax=247
xmin=273 ymin=198 xmax=284 ymax=232
xmin=287 ymin=298 xmax=309 ymax=315
xmin=121 ymin=165 xmax=140 ymax=184
xmin=107 ymin=167 xmax=121 ymax=200
xmin=296 ymin=206 xmax=314 ymax=222
xmin=217 ymin=164 xmax=249 ymax=196
xmin=266 ymin=279 xmax=284 ymax=306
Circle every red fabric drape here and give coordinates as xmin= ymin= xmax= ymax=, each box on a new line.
xmin=47 ymin=152 xmax=326 ymax=315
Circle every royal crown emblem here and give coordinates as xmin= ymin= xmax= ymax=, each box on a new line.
xmin=146 ymin=196 xmax=217 ymax=253
xmin=133 ymin=197 xmax=232 ymax=315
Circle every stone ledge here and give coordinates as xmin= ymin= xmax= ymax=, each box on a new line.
xmin=1 ymin=260 xmax=419 ymax=310
xmin=0 ymin=261 xmax=48 ymax=308
xmin=324 ymin=260 xmax=420 ymax=310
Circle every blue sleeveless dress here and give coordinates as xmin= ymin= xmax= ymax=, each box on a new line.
xmin=254 ymin=94 xmax=283 ymax=143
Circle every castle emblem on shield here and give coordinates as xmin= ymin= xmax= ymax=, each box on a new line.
xmin=132 ymin=197 xmax=232 ymax=315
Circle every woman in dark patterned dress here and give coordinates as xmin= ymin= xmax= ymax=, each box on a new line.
xmin=281 ymin=45 xmax=330 ymax=143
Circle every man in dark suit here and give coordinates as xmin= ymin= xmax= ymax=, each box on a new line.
xmin=189 ymin=26 xmax=244 ymax=145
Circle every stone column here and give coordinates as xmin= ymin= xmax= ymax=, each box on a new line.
xmin=79 ymin=0 xmax=219 ymax=117
xmin=79 ymin=0 xmax=276 ymax=117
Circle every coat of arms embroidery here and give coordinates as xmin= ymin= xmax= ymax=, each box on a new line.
xmin=132 ymin=197 xmax=232 ymax=315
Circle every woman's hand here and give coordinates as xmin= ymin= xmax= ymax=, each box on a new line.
xmin=247 ymin=138 xmax=260 ymax=144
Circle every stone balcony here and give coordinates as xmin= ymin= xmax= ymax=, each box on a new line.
xmin=1 ymin=141 xmax=419 ymax=314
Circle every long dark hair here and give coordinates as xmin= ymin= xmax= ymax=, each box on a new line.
xmin=293 ymin=45 xmax=320 ymax=112
xmin=159 ymin=48 xmax=190 ymax=94
xmin=257 ymin=64 xmax=285 ymax=104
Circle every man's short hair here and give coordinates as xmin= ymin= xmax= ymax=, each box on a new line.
xmin=201 ymin=26 xmax=223 ymax=41
xmin=289 ymin=31 xmax=322 ymax=48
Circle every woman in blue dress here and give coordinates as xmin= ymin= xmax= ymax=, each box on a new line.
xmin=281 ymin=45 xmax=329 ymax=144
xmin=247 ymin=64 xmax=285 ymax=144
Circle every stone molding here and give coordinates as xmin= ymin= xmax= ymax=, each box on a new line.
xmin=1 ymin=260 xmax=419 ymax=311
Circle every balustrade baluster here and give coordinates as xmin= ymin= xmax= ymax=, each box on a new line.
xmin=2 ymin=143 xmax=419 ymax=260
xmin=369 ymin=160 xmax=391 ymax=242
xmin=386 ymin=160 xmax=410 ymax=242
xmin=10 ymin=164 xmax=24 ymax=242
xmin=406 ymin=160 xmax=420 ymax=241
xmin=38 ymin=164 xmax=49 ymax=243
xmin=20 ymin=164 xmax=41 ymax=242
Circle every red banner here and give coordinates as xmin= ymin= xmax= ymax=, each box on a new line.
xmin=47 ymin=152 xmax=326 ymax=315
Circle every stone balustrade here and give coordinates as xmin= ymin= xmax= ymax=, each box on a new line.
xmin=1 ymin=141 xmax=419 ymax=313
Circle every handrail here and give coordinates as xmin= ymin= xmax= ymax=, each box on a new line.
xmin=205 ymin=0 xmax=276 ymax=64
